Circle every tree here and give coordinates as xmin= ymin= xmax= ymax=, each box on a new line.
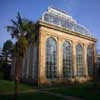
xmin=2 ymin=40 xmax=13 ymax=80
xmin=7 ymin=12 xmax=35 ymax=100
xmin=2 ymin=40 xmax=13 ymax=62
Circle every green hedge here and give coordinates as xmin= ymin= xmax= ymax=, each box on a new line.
xmin=0 ymin=62 xmax=4 ymax=79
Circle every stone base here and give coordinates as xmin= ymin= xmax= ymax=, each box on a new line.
xmin=38 ymin=77 xmax=94 ymax=87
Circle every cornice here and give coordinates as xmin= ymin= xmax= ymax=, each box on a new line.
xmin=38 ymin=21 xmax=97 ymax=42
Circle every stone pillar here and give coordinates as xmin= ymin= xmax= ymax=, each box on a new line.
xmin=38 ymin=30 xmax=46 ymax=85
xmin=72 ymin=42 xmax=77 ymax=79
xmin=83 ymin=45 xmax=88 ymax=78
xmin=58 ymin=37 xmax=63 ymax=79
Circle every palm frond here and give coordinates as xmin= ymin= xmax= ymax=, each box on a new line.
xmin=11 ymin=29 xmax=19 ymax=39
xmin=17 ymin=11 xmax=23 ymax=32
xmin=7 ymin=26 xmax=16 ymax=32
xmin=7 ymin=12 xmax=36 ymax=57
xmin=11 ymin=19 xmax=18 ymax=27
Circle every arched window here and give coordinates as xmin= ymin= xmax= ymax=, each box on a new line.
xmin=76 ymin=44 xmax=84 ymax=76
xmin=87 ymin=46 xmax=93 ymax=76
xmin=63 ymin=41 xmax=72 ymax=78
xmin=46 ymin=37 xmax=57 ymax=79
xmin=28 ymin=45 xmax=33 ymax=78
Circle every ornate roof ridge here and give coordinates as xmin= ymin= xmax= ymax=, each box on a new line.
xmin=39 ymin=6 xmax=94 ymax=38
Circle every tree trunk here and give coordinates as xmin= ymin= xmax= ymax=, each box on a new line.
xmin=14 ymin=57 xmax=20 ymax=100
xmin=14 ymin=55 xmax=24 ymax=100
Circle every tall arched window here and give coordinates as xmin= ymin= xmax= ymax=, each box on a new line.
xmin=76 ymin=44 xmax=84 ymax=76
xmin=63 ymin=41 xmax=72 ymax=78
xmin=46 ymin=37 xmax=57 ymax=79
xmin=87 ymin=46 xmax=93 ymax=76
xmin=28 ymin=45 xmax=33 ymax=78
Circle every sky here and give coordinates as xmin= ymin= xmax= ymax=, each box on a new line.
xmin=0 ymin=0 xmax=100 ymax=49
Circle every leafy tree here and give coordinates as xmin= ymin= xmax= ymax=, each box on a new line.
xmin=2 ymin=40 xmax=13 ymax=80
xmin=7 ymin=12 xmax=35 ymax=100
xmin=2 ymin=40 xmax=13 ymax=62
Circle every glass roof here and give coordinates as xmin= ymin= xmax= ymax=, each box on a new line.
xmin=40 ymin=7 xmax=94 ymax=37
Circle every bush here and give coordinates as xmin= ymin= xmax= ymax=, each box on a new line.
xmin=0 ymin=62 xmax=4 ymax=79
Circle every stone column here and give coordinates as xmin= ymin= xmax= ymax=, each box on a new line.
xmin=38 ymin=29 xmax=46 ymax=85
xmin=58 ymin=37 xmax=63 ymax=80
xmin=83 ymin=45 xmax=88 ymax=78
xmin=72 ymin=42 xmax=77 ymax=79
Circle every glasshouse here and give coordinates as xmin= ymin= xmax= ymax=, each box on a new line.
xmin=22 ymin=7 xmax=97 ymax=86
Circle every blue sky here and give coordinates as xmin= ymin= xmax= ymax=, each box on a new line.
xmin=0 ymin=0 xmax=100 ymax=49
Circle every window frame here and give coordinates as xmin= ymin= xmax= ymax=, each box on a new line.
xmin=45 ymin=37 xmax=57 ymax=80
xmin=63 ymin=41 xmax=73 ymax=78
xmin=76 ymin=44 xmax=84 ymax=77
xmin=87 ymin=45 xmax=94 ymax=76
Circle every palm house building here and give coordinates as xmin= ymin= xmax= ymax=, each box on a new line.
xmin=22 ymin=7 xmax=97 ymax=86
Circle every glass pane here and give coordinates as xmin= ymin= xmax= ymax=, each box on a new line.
xmin=43 ymin=10 xmax=91 ymax=36
xmin=87 ymin=47 xmax=93 ymax=76
xmin=76 ymin=44 xmax=84 ymax=76
xmin=46 ymin=37 xmax=57 ymax=79
xmin=63 ymin=41 xmax=72 ymax=78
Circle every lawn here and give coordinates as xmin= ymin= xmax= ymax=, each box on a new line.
xmin=0 ymin=80 xmax=32 ymax=94
xmin=1 ymin=79 xmax=100 ymax=100
xmin=0 ymin=92 xmax=66 ymax=100
xmin=47 ymin=83 xmax=100 ymax=100
xmin=0 ymin=80 xmax=67 ymax=100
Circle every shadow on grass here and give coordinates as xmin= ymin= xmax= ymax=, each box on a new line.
xmin=0 ymin=92 xmax=67 ymax=100
xmin=0 ymin=80 xmax=32 ymax=94
xmin=47 ymin=82 xmax=100 ymax=100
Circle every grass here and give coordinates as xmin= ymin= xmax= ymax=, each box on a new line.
xmin=0 ymin=80 xmax=67 ymax=100
xmin=0 ymin=92 xmax=66 ymax=100
xmin=0 ymin=80 xmax=32 ymax=94
xmin=1 ymin=79 xmax=100 ymax=100
xmin=47 ymin=83 xmax=100 ymax=100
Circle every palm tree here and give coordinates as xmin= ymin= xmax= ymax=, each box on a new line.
xmin=7 ymin=12 xmax=35 ymax=100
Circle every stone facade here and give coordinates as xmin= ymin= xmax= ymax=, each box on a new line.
xmin=38 ymin=21 xmax=96 ymax=85
xmin=22 ymin=7 xmax=97 ymax=86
